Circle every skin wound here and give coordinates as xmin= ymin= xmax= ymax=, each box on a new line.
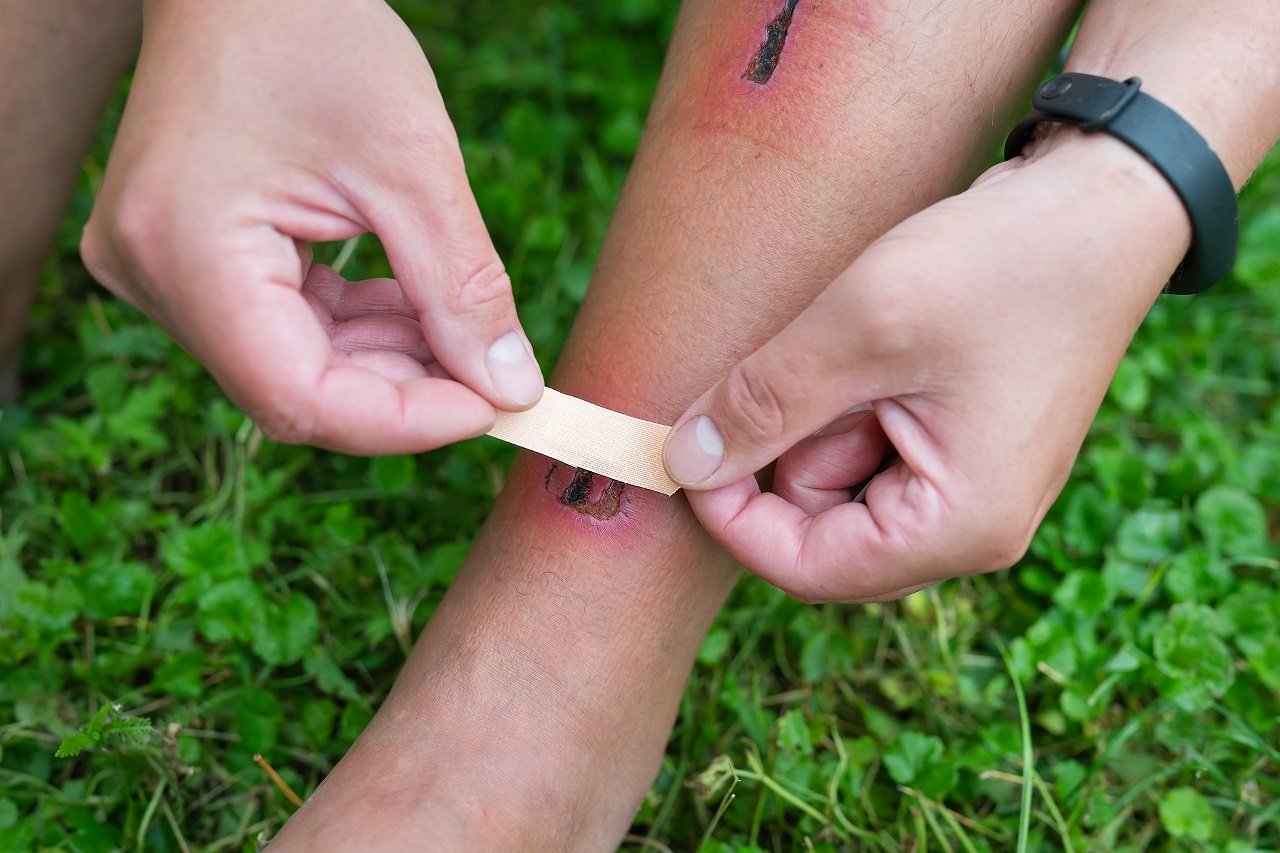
xmin=744 ymin=0 xmax=801 ymax=83
xmin=545 ymin=463 xmax=627 ymax=520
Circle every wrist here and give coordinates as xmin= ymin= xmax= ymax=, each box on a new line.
xmin=1064 ymin=2 xmax=1280 ymax=187
xmin=999 ymin=124 xmax=1191 ymax=308
xmin=1027 ymin=123 xmax=1189 ymax=240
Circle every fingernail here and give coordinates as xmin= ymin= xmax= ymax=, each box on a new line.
xmin=486 ymin=331 xmax=543 ymax=407
xmin=814 ymin=407 xmax=874 ymax=437
xmin=665 ymin=415 xmax=724 ymax=485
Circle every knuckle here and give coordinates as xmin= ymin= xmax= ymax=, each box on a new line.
xmin=946 ymin=484 xmax=1035 ymax=574
xmin=108 ymin=187 xmax=166 ymax=257
xmin=843 ymin=253 xmax=932 ymax=363
xmin=78 ymin=221 xmax=113 ymax=285
xmin=980 ymin=519 xmax=1035 ymax=572
xmin=855 ymin=288 xmax=922 ymax=363
xmin=441 ymin=258 xmax=514 ymax=318
xmin=402 ymin=113 xmax=454 ymax=158
xmin=720 ymin=360 xmax=789 ymax=444
xmin=253 ymin=400 xmax=316 ymax=447
xmin=782 ymin=584 xmax=824 ymax=606
xmin=83 ymin=186 xmax=169 ymax=286
xmin=774 ymin=549 xmax=831 ymax=605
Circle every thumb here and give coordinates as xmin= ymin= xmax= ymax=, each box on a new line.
xmin=364 ymin=118 xmax=544 ymax=412
xmin=664 ymin=303 xmax=870 ymax=490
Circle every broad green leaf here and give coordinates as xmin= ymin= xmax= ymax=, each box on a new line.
xmin=164 ymin=523 xmax=248 ymax=580
xmin=338 ymin=702 xmax=374 ymax=746
xmin=1159 ymin=787 xmax=1219 ymax=842
xmin=370 ymin=455 xmax=416 ymax=494
xmin=775 ymin=709 xmax=813 ymax=756
xmin=154 ymin=652 xmax=206 ymax=700
xmin=1194 ymin=486 xmax=1272 ymax=559
xmin=1108 ymin=356 xmax=1150 ymax=413
xmin=303 ymin=647 xmax=360 ymax=701
xmin=1234 ymin=206 xmax=1280 ymax=289
xmin=697 ymin=626 xmax=731 ymax=666
xmin=196 ymin=578 xmax=266 ymax=644
xmin=883 ymin=732 xmax=956 ymax=799
xmin=1052 ymin=570 xmax=1112 ymax=616
xmin=1164 ymin=547 xmax=1234 ymax=603
xmin=302 ymin=699 xmax=338 ymax=748
xmin=1114 ymin=507 xmax=1182 ymax=564
xmin=1153 ymin=604 xmax=1235 ymax=712
xmin=252 ymin=593 xmax=320 ymax=666
xmin=236 ymin=687 xmax=283 ymax=754
xmin=1242 ymin=634 xmax=1280 ymax=692
xmin=83 ymin=560 xmax=156 ymax=620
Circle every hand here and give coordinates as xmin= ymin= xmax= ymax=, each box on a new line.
xmin=80 ymin=0 xmax=543 ymax=455
xmin=664 ymin=130 xmax=1190 ymax=603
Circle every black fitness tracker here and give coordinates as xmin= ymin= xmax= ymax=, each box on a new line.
xmin=1004 ymin=72 xmax=1238 ymax=295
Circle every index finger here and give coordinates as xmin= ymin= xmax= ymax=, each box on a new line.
xmin=686 ymin=464 xmax=953 ymax=603
xmin=175 ymin=248 xmax=497 ymax=455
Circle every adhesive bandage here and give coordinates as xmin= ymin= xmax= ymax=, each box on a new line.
xmin=487 ymin=388 xmax=679 ymax=495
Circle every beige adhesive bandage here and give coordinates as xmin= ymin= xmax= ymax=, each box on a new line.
xmin=487 ymin=388 xmax=680 ymax=495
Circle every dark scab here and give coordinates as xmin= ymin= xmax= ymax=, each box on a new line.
xmin=588 ymin=480 xmax=625 ymax=519
xmin=546 ymin=462 xmax=627 ymax=521
xmin=561 ymin=467 xmax=594 ymax=506
xmin=744 ymin=0 xmax=800 ymax=84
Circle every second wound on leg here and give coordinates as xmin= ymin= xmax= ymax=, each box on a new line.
xmin=744 ymin=0 xmax=800 ymax=84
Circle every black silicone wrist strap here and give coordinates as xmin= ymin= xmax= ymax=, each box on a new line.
xmin=1004 ymin=72 xmax=1238 ymax=295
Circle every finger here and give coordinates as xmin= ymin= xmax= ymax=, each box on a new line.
xmin=302 ymin=264 xmax=417 ymax=321
xmin=360 ymin=118 xmax=543 ymax=412
xmin=327 ymin=314 xmax=434 ymax=364
xmin=687 ymin=462 xmax=955 ymax=603
xmin=177 ymin=237 xmax=496 ymax=455
xmin=772 ymin=412 xmax=887 ymax=515
xmin=301 ymin=269 xmax=436 ymax=366
xmin=335 ymin=349 xmax=433 ymax=384
xmin=295 ymin=239 xmax=313 ymax=277
xmin=664 ymin=286 xmax=875 ymax=489
xmin=685 ymin=475 xmax=811 ymax=582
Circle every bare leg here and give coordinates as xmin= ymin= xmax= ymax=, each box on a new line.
xmin=273 ymin=0 xmax=1080 ymax=847
xmin=0 ymin=0 xmax=141 ymax=402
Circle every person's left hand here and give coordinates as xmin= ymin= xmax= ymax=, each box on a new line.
xmin=663 ymin=130 xmax=1191 ymax=603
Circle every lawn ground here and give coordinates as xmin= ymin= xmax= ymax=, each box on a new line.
xmin=1 ymin=2 xmax=1278 ymax=850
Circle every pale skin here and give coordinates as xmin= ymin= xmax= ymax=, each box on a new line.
xmin=4 ymin=0 xmax=1279 ymax=850
xmin=666 ymin=1 xmax=1280 ymax=604
xmin=80 ymin=0 xmax=547 ymax=454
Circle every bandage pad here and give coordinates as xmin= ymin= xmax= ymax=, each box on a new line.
xmin=487 ymin=388 xmax=680 ymax=496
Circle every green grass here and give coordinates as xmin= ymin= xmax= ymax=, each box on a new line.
xmin=2 ymin=1 xmax=1279 ymax=849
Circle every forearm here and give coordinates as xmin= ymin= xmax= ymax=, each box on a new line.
xmin=1010 ymin=1 xmax=1280 ymax=316
xmin=1066 ymin=0 xmax=1280 ymax=186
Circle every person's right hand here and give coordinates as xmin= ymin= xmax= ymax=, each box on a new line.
xmin=81 ymin=0 xmax=543 ymax=454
